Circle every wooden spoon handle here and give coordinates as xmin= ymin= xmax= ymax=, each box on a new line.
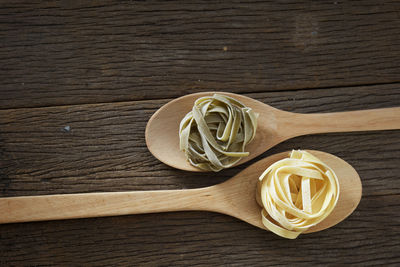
xmin=0 ymin=189 xmax=216 ymax=224
xmin=282 ymin=107 xmax=400 ymax=137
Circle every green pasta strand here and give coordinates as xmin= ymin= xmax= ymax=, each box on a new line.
xmin=179 ymin=94 xmax=259 ymax=171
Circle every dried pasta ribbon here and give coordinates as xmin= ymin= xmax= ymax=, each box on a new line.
xmin=179 ymin=94 xmax=258 ymax=171
xmin=257 ymin=150 xmax=340 ymax=239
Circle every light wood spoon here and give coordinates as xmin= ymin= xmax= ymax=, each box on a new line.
xmin=146 ymin=92 xmax=400 ymax=171
xmin=0 ymin=150 xmax=361 ymax=235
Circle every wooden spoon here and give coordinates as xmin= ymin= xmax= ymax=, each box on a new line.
xmin=0 ymin=150 xmax=361 ymax=235
xmin=145 ymin=91 xmax=400 ymax=171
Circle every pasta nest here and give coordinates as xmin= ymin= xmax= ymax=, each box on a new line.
xmin=257 ymin=150 xmax=340 ymax=239
xmin=179 ymin=94 xmax=258 ymax=171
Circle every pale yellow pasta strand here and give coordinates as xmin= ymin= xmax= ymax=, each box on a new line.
xmin=258 ymin=150 xmax=340 ymax=239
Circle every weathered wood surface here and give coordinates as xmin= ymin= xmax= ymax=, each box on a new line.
xmin=0 ymin=0 xmax=399 ymax=109
xmin=0 ymin=84 xmax=399 ymax=195
xmin=1 ymin=85 xmax=399 ymax=266
xmin=1 ymin=0 xmax=400 ymax=266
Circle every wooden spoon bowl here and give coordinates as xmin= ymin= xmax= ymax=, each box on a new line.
xmin=217 ymin=150 xmax=362 ymax=233
xmin=0 ymin=150 xmax=362 ymax=235
xmin=146 ymin=92 xmax=400 ymax=171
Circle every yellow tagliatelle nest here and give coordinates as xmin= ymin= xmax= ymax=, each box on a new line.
xmin=257 ymin=150 xmax=340 ymax=239
xmin=179 ymin=94 xmax=258 ymax=172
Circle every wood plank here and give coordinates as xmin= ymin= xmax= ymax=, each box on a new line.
xmin=0 ymin=83 xmax=399 ymax=196
xmin=0 ymin=204 xmax=399 ymax=266
xmin=0 ymin=84 xmax=399 ymax=265
xmin=1 ymin=0 xmax=399 ymax=108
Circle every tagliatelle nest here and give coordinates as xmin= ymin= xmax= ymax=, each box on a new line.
xmin=179 ymin=94 xmax=259 ymax=171
xmin=257 ymin=150 xmax=340 ymax=239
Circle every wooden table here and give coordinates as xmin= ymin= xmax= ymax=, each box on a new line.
xmin=1 ymin=1 xmax=399 ymax=266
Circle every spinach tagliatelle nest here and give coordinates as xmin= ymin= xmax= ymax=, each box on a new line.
xmin=179 ymin=94 xmax=259 ymax=171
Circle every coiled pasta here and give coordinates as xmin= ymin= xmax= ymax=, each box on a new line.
xmin=179 ymin=94 xmax=258 ymax=171
xmin=257 ymin=150 xmax=340 ymax=239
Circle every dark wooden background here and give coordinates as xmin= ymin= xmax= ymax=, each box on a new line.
xmin=1 ymin=1 xmax=399 ymax=266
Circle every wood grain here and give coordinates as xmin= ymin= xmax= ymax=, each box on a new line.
xmin=0 ymin=83 xmax=399 ymax=196
xmin=0 ymin=0 xmax=400 ymax=108
xmin=1 ymin=84 xmax=399 ymax=265
xmin=1 ymin=1 xmax=400 ymax=264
